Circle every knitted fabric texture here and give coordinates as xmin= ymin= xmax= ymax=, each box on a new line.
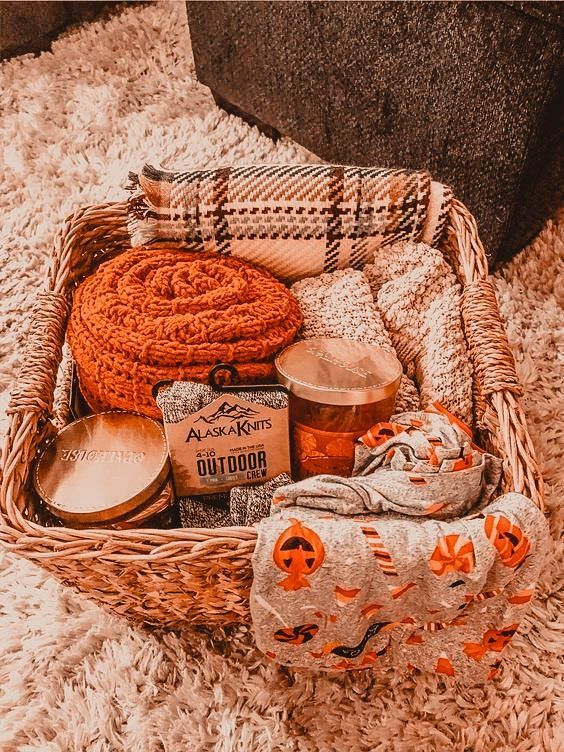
xmin=230 ymin=474 xmax=292 ymax=526
xmin=127 ymin=164 xmax=453 ymax=282
xmin=290 ymin=269 xmax=420 ymax=413
xmin=67 ymin=245 xmax=302 ymax=419
xmin=179 ymin=495 xmax=232 ymax=528
xmin=365 ymin=242 xmax=474 ymax=425
xmin=178 ymin=475 xmax=293 ymax=530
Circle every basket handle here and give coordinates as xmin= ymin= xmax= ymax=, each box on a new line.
xmin=0 ymin=202 xmax=130 ymax=530
xmin=7 ymin=292 xmax=69 ymax=418
xmin=0 ymin=292 xmax=69 ymax=528
xmin=445 ymin=199 xmax=544 ymax=510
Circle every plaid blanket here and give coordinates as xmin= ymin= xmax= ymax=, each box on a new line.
xmin=128 ymin=164 xmax=452 ymax=282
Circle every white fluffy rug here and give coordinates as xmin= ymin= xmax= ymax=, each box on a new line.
xmin=0 ymin=3 xmax=562 ymax=750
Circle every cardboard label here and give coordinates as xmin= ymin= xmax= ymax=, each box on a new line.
xmin=164 ymin=393 xmax=291 ymax=495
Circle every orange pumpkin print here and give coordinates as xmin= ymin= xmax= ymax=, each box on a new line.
xmin=451 ymin=453 xmax=474 ymax=471
xmin=313 ymin=610 xmax=337 ymax=623
xmin=360 ymin=422 xmax=406 ymax=448
xmin=429 ymin=534 xmax=475 ymax=577
xmin=406 ymin=634 xmax=424 ymax=645
xmin=484 ymin=515 xmax=531 ymax=569
xmin=409 ymin=476 xmax=428 ymax=486
xmin=424 ymin=501 xmax=447 ymax=515
xmin=333 ymin=659 xmax=357 ymax=670
xmin=484 ymin=625 xmax=519 ymax=652
xmin=463 ymin=642 xmax=487 ymax=662
xmin=427 ymin=446 xmax=440 ymax=466
xmin=400 ymin=616 xmax=416 ymax=624
xmin=273 ymin=518 xmax=325 ymax=591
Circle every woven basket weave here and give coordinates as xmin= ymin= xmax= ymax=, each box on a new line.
xmin=0 ymin=167 xmax=544 ymax=628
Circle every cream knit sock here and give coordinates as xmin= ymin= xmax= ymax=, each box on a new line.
xmin=290 ymin=269 xmax=420 ymax=413
xmin=364 ymin=242 xmax=473 ymax=425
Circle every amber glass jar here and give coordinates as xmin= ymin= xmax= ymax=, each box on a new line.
xmin=275 ymin=338 xmax=402 ymax=479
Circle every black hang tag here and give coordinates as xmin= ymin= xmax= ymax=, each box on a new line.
xmin=207 ymin=362 xmax=288 ymax=397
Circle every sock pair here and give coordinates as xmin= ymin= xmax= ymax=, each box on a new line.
xmin=178 ymin=474 xmax=292 ymax=529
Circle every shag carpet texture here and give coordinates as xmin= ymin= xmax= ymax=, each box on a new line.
xmin=0 ymin=3 xmax=562 ymax=750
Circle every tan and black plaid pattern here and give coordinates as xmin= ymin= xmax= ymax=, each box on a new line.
xmin=128 ymin=164 xmax=452 ymax=282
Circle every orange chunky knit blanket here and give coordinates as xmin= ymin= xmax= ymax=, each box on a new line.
xmin=68 ymin=244 xmax=302 ymax=418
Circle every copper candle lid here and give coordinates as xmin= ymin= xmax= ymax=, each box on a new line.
xmin=275 ymin=337 xmax=403 ymax=406
xmin=34 ymin=411 xmax=170 ymax=524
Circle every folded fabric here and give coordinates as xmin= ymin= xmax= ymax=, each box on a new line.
xmin=230 ymin=474 xmax=292 ymax=526
xmin=290 ymin=269 xmax=420 ymax=413
xmin=179 ymin=495 xmax=232 ymax=528
xmin=127 ymin=164 xmax=452 ymax=283
xmin=274 ymin=405 xmax=502 ymax=519
xmin=250 ymin=492 xmax=548 ymax=682
xmin=364 ymin=241 xmax=473 ymax=425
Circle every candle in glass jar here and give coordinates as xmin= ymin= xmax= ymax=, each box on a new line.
xmin=275 ymin=338 xmax=402 ymax=479
xmin=33 ymin=411 xmax=174 ymax=528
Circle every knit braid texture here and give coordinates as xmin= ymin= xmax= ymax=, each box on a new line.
xmin=68 ymin=244 xmax=302 ymax=418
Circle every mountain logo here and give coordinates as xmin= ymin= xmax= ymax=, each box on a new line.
xmin=196 ymin=401 xmax=260 ymax=425
xmin=187 ymin=400 xmax=272 ymax=442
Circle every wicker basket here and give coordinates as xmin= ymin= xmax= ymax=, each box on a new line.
xmin=0 ymin=175 xmax=544 ymax=629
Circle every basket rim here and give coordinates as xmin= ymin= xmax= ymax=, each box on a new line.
xmin=0 ymin=191 xmax=544 ymax=565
